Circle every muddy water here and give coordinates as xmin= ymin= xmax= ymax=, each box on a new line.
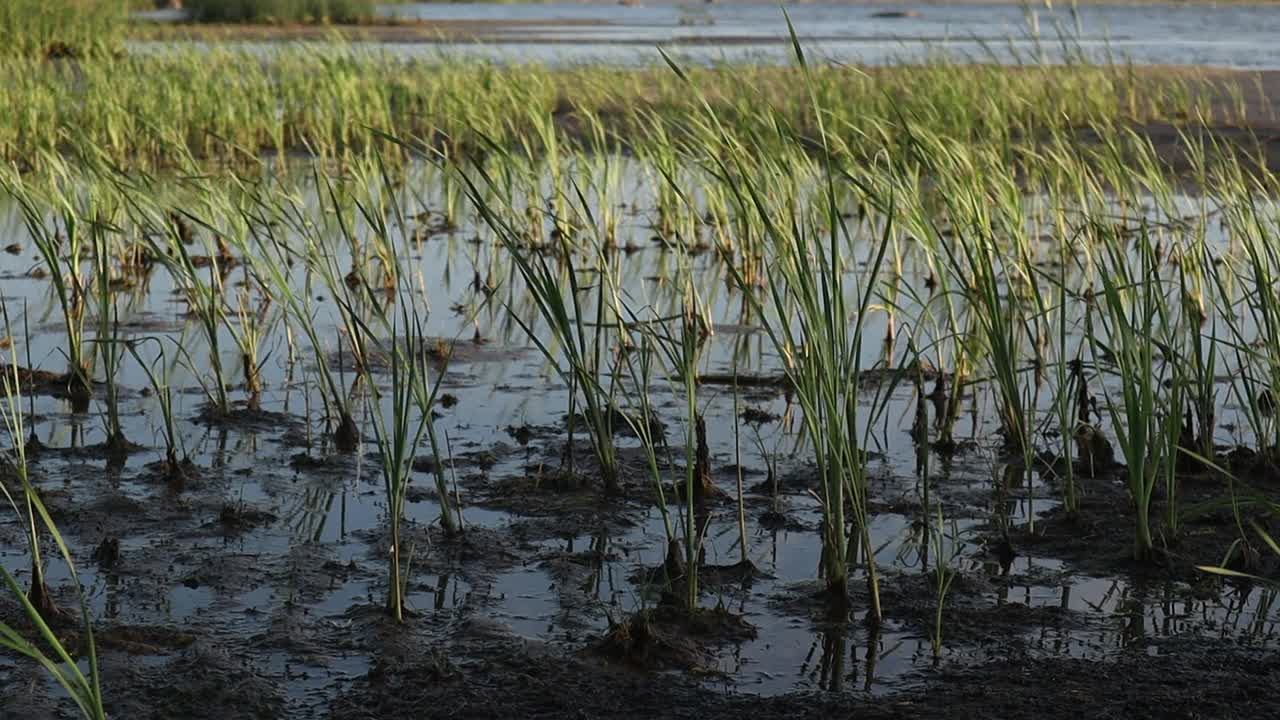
xmin=0 ymin=163 xmax=1277 ymax=714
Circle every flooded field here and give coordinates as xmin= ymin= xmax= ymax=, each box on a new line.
xmin=4 ymin=145 xmax=1280 ymax=715
xmin=3 ymin=3 xmax=1280 ymax=719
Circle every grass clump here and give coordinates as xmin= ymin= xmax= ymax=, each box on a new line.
xmin=0 ymin=0 xmax=127 ymax=59
xmin=184 ymin=0 xmax=377 ymax=24
xmin=0 ymin=49 xmax=1218 ymax=172
xmin=0 ymin=166 xmax=94 ymax=412
xmin=1088 ymin=229 xmax=1179 ymax=562
xmin=363 ymin=307 xmax=450 ymax=621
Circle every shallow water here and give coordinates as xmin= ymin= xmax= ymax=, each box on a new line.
xmin=0 ymin=158 xmax=1277 ymax=713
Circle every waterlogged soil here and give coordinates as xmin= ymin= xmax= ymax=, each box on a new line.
xmin=2 ymin=393 xmax=1278 ymax=718
xmin=4 ymin=90 xmax=1280 ymax=718
xmin=327 ymin=636 xmax=1280 ymax=720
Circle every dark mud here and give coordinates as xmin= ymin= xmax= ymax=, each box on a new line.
xmin=1012 ymin=449 xmax=1280 ymax=582
xmin=325 ymin=631 xmax=1280 ymax=720
xmin=4 ymin=346 xmax=1278 ymax=720
xmin=8 ymin=423 xmax=1274 ymax=718
xmin=594 ymin=605 xmax=758 ymax=672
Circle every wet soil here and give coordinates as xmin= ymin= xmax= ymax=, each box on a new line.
xmin=1012 ymin=448 xmax=1280 ymax=582
xmin=326 ymin=633 xmax=1280 ymax=720
xmin=4 ymin=411 xmax=1276 ymax=718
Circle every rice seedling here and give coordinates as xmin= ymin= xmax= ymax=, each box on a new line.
xmin=147 ymin=210 xmax=234 ymax=416
xmin=529 ymin=110 xmax=578 ymax=245
xmin=231 ymin=288 xmax=273 ymax=409
xmin=125 ymin=337 xmax=189 ymax=482
xmin=614 ymin=321 xmax=683 ymax=602
xmin=920 ymin=141 xmax=1038 ymax=468
xmin=90 ymin=213 xmax=129 ymax=452
xmin=929 ymin=508 xmax=966 ymax=662
xmin=581 ymin=117 xmax=624 ymax=248
xmin=644 ymin=295 xmax=711 ymax=614
xmin=1213 ymin=191 xmax=1280 ymax=460
xmin=903 ymin=287 xmax=972 ymax=456
xmin=2 ymin=170 xmax=93 ymax=411
xmin=242 ymin=187 xmax=362 ymax=451
xmin=634 ymin=119 xmax=688 ymax=241
xmin=0 ymin=312 xmax=56 ymax=621
xmin=1022 ymin=223 xmax=1086 ymax=514
xmin=459 ymin=165 xmax=623 ymax=494
xmin=359 ymin=302 xmax=453 ymax=621
xmin=663 ymin=22 xmax=904 ymax=620
xmin=0 ymin=307 xmax=105 ymax=720
xmin=1088 ymin=226 xmax=1179 ymax=561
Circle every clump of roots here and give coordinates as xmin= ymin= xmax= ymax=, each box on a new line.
xmin=26 ymin=558 xmax=65 ymax=625
xmin=594 ymin=604 xmax=756 ymax=672
xmin=334 ymin=412 xmax=359 ymax=453
xmin=160 ymin=454 xmax=197 ymax=489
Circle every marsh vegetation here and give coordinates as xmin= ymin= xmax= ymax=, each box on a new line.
xmin=1 ymin=5 xmax=1279 ymax=718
